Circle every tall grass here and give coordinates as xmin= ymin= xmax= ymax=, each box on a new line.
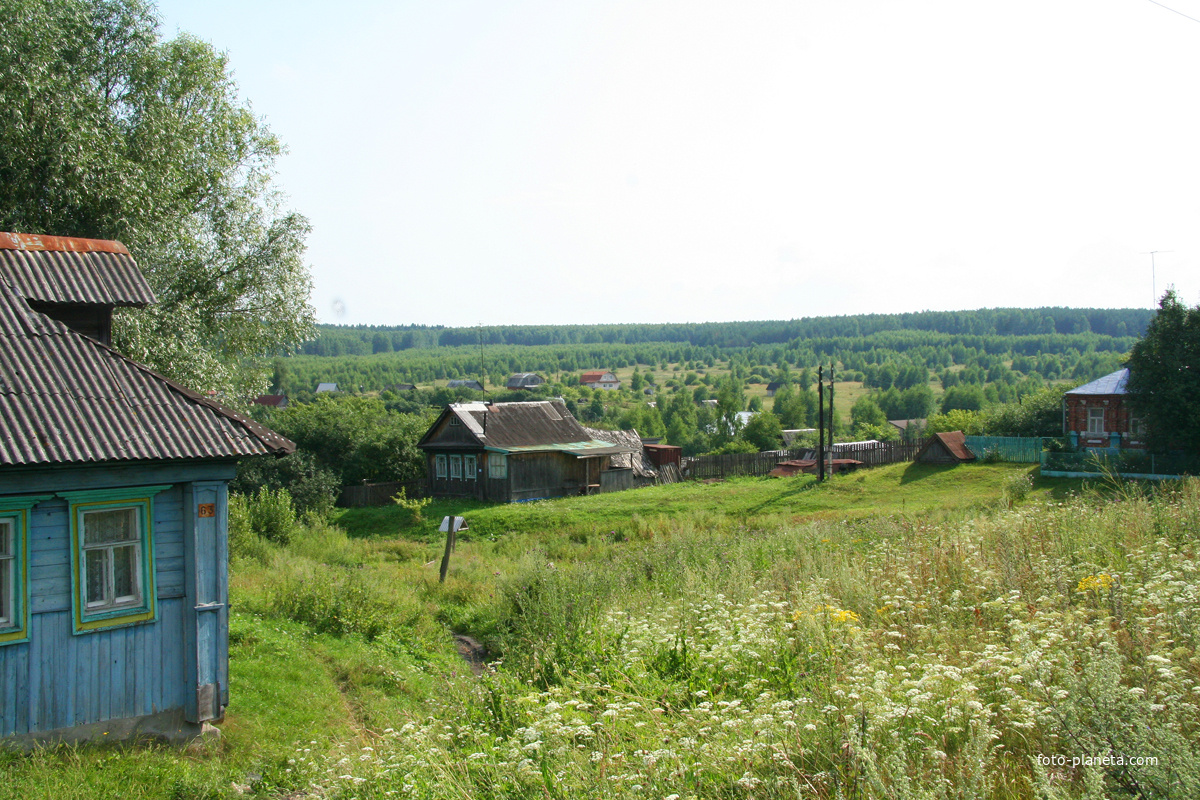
xmin=289 ymin=480 xmax=1200 ymax=799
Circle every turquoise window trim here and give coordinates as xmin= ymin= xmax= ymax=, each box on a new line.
xmin=0 ymin=495 xmax=53 ymax=647
xmin=60 ymin=485 xmax=171 ymax=635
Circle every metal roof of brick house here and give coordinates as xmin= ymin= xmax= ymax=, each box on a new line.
xmin=0 ymin=232 xmax=156 ymax=307
xmin=0 ymin=277 xmax=292 ymax=467
xmin=1065 ymin=368 xmax=1129 ymax=396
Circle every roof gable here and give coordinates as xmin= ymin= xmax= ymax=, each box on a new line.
xmin=420 ymin=401 xmax=636 ymax=457
xmin=916 ymin=430 xmax=976 ymax=462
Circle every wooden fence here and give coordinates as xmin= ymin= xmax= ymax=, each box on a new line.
xmin=681 ymin=440 xmax=923 ymax=481
xmin=963 ymin=435 xmax=1044 ymax=463
xmin=338 ymin=479 xmax=427 ymax=508
xmin=832 ymin=440 xmax=923 ymax=467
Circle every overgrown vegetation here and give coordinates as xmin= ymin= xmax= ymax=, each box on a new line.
xmin=7 ymin=465 xmax=1200 ymax=799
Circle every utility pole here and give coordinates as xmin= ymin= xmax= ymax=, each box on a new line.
xmin=817 ymin=365 xmax=825 ymax=483
xmin=1141 ymin=251 xmax=1172 ymax=308
xmin=828 ymin=364 xmax=835 ymax=476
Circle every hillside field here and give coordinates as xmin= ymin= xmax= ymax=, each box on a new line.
xmin=4 ymin=464 xmax=1200 ymax=800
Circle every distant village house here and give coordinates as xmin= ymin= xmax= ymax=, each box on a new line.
xmin=506 ymin=373 xmax=545 ymax=390
xmin=581 ymin=370 xmax=620 ymax=390
xmin=1063 ymin=368 xmax=1145 ymax=451
xmin=417 ymin=401 xmax=635 ymax=502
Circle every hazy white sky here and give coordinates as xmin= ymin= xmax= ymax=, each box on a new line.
xmin=155 ymin=0 xmax=1200 ymax=326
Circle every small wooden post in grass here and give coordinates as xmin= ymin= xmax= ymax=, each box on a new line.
xmin=438 ymin=515 xmax=468 ymax=583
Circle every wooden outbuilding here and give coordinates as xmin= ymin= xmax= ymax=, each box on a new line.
xmin=0 ymin=234 xmax=292 ymax=747
xmin=418 ymin=401 xmax=636 ymax=502
xmin=916 ymin=431 xmax=976 ymax=464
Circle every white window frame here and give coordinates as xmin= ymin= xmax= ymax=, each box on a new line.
xmin=80 ymin=507 xmax=143 ymax=613
xmin=1087 ymin=406 xmax=1105 ymax=435
xmin=450 ymin=454 xmax=462 ymax=479
xmin=0 ymin=519 xmax=14 ymax=631
xmin=61 ymin=486 xmax=168 ymax=634
xmin=435 ymin=454 xmax=448 ymax=478
xmin=489 ymin=452 xmax=508 ymax=479
xmin=0 ymin=497 xmax=50 ymax=645
xmin=1130 ymin=416 xmax=1147 ymax=436
xmin=464 ymin=455 xmax=477 ymax=480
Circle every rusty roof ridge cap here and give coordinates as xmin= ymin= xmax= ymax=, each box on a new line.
xmin=0 ymin=231 xmax=131 ymax=255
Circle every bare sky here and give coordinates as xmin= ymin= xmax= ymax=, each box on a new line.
xmin=155 ymin=0 xmax=1200 ymax=326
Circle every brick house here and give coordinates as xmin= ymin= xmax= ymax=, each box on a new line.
xmin=1062 ymin=368 xmax=1147 ymax=451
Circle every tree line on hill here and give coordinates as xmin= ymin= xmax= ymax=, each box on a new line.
xmin=301 ymin=307 xmax=1150 ymax=356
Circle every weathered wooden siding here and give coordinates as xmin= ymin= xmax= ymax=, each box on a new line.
xmin=508 ymin=453 xmax=591 ymax=501
xmin=600 ymin=468 xmax=633 ymax=493
xmin=1 ymin=471 xmax=231 ymax=739
xmin=0 ymin=600 xmax=187 ymax=736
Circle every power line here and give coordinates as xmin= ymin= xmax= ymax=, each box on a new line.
xmin=1144 ymin=0 xmax=1200 ymax=25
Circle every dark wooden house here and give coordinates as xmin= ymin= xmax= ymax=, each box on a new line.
xmin=0 ymin=234 xmax=292 ymax=746
xmin=418 ymin=401 xmax=635 ymax=502
xmin=506 ymin=373 xmax=545 ymax=390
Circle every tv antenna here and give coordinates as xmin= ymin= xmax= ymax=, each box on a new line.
xmin=1141 ymin=251 xmax=1172 ymax=307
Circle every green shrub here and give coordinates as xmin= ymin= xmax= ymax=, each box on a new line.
xmin=392 ymin=486 xmax=432 ymax=525
xmin=228 ymin=493 xmax=273 ymax=564
xmin=269 ymin=566 xmax=396 ymax=640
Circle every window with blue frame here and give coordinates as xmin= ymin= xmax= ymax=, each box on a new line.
xmin=61 ymin=486 xmax=170 ymax=634
xmin=0 ymin=496 xmax=51 ymax=646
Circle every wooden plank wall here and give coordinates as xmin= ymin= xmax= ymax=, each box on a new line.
xmin=0 ymin=488 xmax=189 ymax=737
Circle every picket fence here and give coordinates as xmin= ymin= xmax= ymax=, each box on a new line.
xmin=963 ymin=435 xmax=1044 ymax=463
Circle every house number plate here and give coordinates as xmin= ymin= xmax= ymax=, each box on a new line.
xmin=198 ymin=503 xmax=216 ymax=518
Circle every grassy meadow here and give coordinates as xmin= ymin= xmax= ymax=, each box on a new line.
xmin=4 ymin=463 xmax=1200 ymax=799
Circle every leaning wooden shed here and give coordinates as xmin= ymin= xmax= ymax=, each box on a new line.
xmin=418 ymin=401 xmax=635 ymax=502
xmin=0 ymin=234 xmax=293 ymax=747
xmin=916 ymin=431 xmax=976 ymax=464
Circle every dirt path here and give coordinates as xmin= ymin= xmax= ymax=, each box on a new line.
xmin=453 ymin=634 xmax=489 ymax=676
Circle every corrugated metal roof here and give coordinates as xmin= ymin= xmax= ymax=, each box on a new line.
xmin=0 ymin=278 xmax=292 ymax=467
xmin=421 ymin=400 xmax=637 ymax=457
xmin=0 ymin=232 xmax=155 ymax=307
xmin=1065 ymin=368 xmax=1129 ymax=396
xmin=583 ymin=426 xmax=655 ymax=476
xmin=506 ymin=372 xmax=544 ymax=389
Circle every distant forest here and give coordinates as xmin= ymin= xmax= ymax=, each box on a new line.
xmin=301 ymin=307 xmax=1149 ymax=356
xmin=273 ymin=308 xmax=1151 ymax=399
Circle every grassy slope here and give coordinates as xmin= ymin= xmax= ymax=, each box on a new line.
xmin=0 ymin=463 xmax=1084 ymax=799
xmin=336 ymin=461 xmax=1075 ymax=542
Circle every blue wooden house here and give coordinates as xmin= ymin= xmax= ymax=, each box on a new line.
xmin=0 ymin=233 xmax=293 ymax=746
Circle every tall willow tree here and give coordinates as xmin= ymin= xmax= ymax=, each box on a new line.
xmin=0 ymin=0 xmax=314 ymax=397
